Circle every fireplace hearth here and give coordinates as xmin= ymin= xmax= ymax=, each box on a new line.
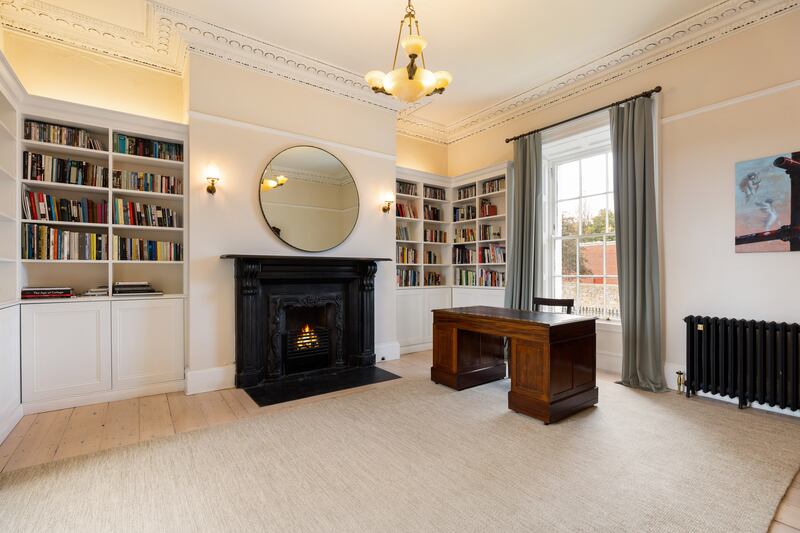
xmin=222 ymin=255 xmax=399 ymax=406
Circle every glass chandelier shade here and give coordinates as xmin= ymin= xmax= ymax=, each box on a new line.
xmin=364 ymin=1 xmax=451 ymax=104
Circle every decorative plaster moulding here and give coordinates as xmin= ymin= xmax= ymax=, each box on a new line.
xmin=0 ymin=0 xmax=796 ymax=144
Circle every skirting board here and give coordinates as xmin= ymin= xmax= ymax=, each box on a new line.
xmin=22 ymin=380 xmax=186 ymax=415
xmin=400 ymin=342 xmax=432 ymax=355
xmin=0 ymin=404 xmax=23 ymax=443
xmin=375 ymin=341 xmax=401 ymax=362
xmin=186 ymin=364 xmax=235 ymax=395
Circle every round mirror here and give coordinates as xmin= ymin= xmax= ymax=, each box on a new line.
xmin=259 ymin=146 xmax=359 ymax=252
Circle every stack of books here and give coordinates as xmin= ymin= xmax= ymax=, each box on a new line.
xmin=21 ymin=287 xmax=73 ymax=300
xmin=112 ymin=281 xmax=162 ymax=297
xmin=81 ymin=286 xmax=109 ymax=297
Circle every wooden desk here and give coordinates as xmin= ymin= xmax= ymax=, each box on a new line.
xmin=431 ymin=306 xmax=597 ymax=424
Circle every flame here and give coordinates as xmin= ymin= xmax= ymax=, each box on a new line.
xmin=302 ymin=324 xmax=311 ymax=333
xmin=295 ymin=324 xmax=320 ymax=350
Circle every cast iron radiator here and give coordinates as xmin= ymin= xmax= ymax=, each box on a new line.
xmin=684 ymin=316 xmax=800 ymax=410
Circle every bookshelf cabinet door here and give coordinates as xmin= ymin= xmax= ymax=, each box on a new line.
xmin=423 ymin=288 xmax=452 ymax=343
xmin=397 ymin=289 xmax=426 ymax=347
xmin=22 ymin=301 xmax=112 ymax=402
xmin=112 ymin=298 xmax=184 ymax=389
xmin=0 ymin=305 xmax=20 ymax=436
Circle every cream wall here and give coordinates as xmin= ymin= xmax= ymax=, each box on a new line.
xmin=400 ymin=11 xmax=800 ymax=376
xmin=187 ymin=54 xmax=398 ymax=384
xmin=3 ymin=32 xmax=184 ymax=123
xmin=396 ymin=134 xmax=448 ymax=176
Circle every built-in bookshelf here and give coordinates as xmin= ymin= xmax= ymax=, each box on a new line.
xmin=395 ymin=165 xmax=509 ymax=290
xmin=0 ymin=78 xmax=19 ymax=307
xmin=18 ymin=108 xmax=187 ymax=300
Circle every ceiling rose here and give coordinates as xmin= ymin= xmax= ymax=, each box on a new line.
xmin=364 ymin=0 xmax=452 ymax=104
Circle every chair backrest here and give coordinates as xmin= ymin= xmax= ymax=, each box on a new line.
xmin=532 ymin=297 xmax=574 ymax=314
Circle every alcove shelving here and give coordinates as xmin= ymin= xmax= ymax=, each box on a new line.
xmin=0 ymin=82 xmax=18 ymax=307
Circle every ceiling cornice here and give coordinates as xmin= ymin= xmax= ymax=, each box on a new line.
xmin=398 ymin=0 xmax=798 ymax=145
xmin=1 ymin=0 xmax=796 ymax=144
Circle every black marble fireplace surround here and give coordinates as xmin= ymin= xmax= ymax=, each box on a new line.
xmin=221 ymin=255 xmax=397 ymax=405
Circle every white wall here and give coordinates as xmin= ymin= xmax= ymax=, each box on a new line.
xmin=186 ymin=54 xmax=398 ymax=389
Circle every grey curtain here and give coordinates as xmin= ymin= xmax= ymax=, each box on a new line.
xmin=505 ymin=132 xmax=544 ymax=311
xmin=610 ymin=97 xmax=666 ymax=392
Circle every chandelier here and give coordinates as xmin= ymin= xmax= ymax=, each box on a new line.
xmin=364 ymin=0 xmax=452 ymax=104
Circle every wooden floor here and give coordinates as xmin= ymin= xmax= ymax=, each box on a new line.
xmin=0 ymin=351 xmax=798 ymax=532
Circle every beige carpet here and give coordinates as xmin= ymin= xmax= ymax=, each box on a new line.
xmin=2 ymin=369 xmax=800 ymax=532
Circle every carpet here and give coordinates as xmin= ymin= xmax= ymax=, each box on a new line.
xmin=2 ymin=369 xmax=799 ymax=532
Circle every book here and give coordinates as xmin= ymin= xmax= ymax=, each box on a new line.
xmin=21 ymin=287 xmax=73 ymax=299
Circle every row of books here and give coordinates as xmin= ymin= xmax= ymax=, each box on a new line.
xmin=113 ymin=133 xmax=183 ymax=162
xmin=455 ymin=269 xmax=477 ymax=286
xmin=454 ymin=227 xmax=476 ymax=243
xmin=112 ymin=170 xmax=183 ymax=195
xmin=479 ymin=244 xmax=506 ymax=264
xmin=397 ymin=246 xmax=417 ymax=264
xmin=24 ymin=120 xmax=104 ymax=151
xmin=397 ymin=267 xmax=419 ymax=287
xmin=22 ymin=224 xmax=108 ymax=260
xmin=457 ymin=184 xmax=477 ymax=200
xmin=396 ymin=203 xmax=418 ymax=219
xmin=113 ymin=236 xmax=183 ymax=262
xmin=22 ymin=192 xmax=108 ymax=224
xmin=479 ymin=199 xmax=499 ymax=218
xmin=396 ymin=226 xmax=411 ymax=241
xmin=397 ymin=181 xmax=417 ymax=196
xmin=453 ymin=246 xmax=477 ymax=264
xmin=112 ymin=199 xmax=182 ymax=228
xmin=478 ymin=269 xmax=506 ymax=288
xmin=424 ymin=271 xmax=444 ymax=287
xmin=424 ymin=229 xmax=447 ymax=243
xmin=112 ymin=281 xmax=162 ymax=296
xmin=481 ymin=177 xmax=506 ymax=195
xmin=480 ymin=224 xmax=502 ymax=240
xmin=23 ymin=152 xmax=109 ymax=187
xmin=453 ymin=205 xmax=476 ymax=222
xmin=423 ymin=205 xmax=442 ymax=221
xmin=424 ymin=251 xmax=439 ymax=265
xmin=423 ymin=185 xmax=445 ymax=201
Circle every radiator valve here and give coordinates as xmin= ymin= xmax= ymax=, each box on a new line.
xmin=676 ymin=371 xmax=685 ymax=394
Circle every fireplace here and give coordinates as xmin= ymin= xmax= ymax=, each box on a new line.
xmin=221 ymin=255 xmax=392 ymax=395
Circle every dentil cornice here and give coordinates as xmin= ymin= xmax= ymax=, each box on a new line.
xmin=0 ymin=0 xmax=796 ymax=143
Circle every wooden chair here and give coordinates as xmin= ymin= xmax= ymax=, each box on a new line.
xmin=532 ymin=297 xmax=574 ymax=314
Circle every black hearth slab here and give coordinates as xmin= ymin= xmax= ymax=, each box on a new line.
xmin=220 ymin=255 xmax=391 ymax=262
xmin=243 ymin=367 xmax=401 ymax=407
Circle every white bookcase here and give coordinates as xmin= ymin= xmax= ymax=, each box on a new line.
xmin=0 ymin=70 xmax=19 ymax=307
xmin=15 ymin=96 xmax=188 ymax=412
xmin=395 ymin=163 xmax=511 ymax=353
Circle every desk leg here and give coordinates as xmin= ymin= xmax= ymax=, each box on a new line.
xmin=431 ymin=324 xmax=506 ymax=390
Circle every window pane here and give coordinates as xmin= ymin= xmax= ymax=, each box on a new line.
xmin=605 ymin=236 xmax=617 ymax=276
xmin=557 ymin=161 xmax=580 ymax=200
xmin=606 ymin=280 xmax=620 ymax=320
xmin=606 ymin=193 xmax=615 ymax=234
xmin=578 ymin=279 xmax=605 ymax=317
xmin=578 ymin=236 xmax=603 ymax=276
xmin=555 ymin=276 xmax=577 ymax=301
xmin=557 ymin=199 xmax=579 ymax=236
xmin=580 ymin=194 xmax=607 ymax=235
xmin=581 ymin=153 xmax=607 ymax=196
xmin=607 ymin=152 xmax=614 ymax=193
xmin=559 ymin=238 xmax=577 ymax=275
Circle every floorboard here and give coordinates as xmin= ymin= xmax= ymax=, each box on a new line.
xmin=0 ymin=415 xmax=36 ymax=471
xmin=100 ymin=399 xmax=139 ymax=451
xmin=139 ymin=395 xmax=175 ymax=442
xmin=167 ymin=392 xmax=208 ymax=433
xmin=4 ymin=409 xmax=71 ymax=472
xmin=196 ymin=392 xmax=237 ymax=427
xmin=54 ymin=403 xmax=108 ymax=460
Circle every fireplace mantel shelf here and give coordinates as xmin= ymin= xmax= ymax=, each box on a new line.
xmin=221 ymin=255 xmax=391 ymax=262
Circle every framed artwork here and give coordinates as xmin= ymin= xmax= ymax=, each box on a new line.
xmin=735 ymin=150 xmax=799 ymax=253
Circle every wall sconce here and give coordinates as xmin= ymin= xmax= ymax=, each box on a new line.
xmin=206 ymin=165 xmax=220 ymax=195
xmin=382 ymin=192 xmax=395 ymax=214
xmin=262 ymin=175 xmax=288 ymax=191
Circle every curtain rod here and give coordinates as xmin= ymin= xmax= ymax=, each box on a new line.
xmin=504 ymin=86 xmax=662 ymax=144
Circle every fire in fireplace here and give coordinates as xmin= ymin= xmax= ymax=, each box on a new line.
xmin=285 ymin=322 xmax=331 ymax=375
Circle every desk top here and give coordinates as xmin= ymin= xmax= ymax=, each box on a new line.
xmin=434 ymin=306 xmax=595 ymax=327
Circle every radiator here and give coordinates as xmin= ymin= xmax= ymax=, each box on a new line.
xmin=684 ymin=316 xmax=800 ymax=411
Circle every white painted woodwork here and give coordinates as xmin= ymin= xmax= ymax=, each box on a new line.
xmin=396 ymin=289 xmax=426 ymax=347
xmin=22 ymin=301 xmax=111 ymax=402
xmin=0 ymin=305 xmax=21 ymax=437
xmin=422 ymin=287 xmax=451 ymax=343
xmin=112 ymin=298 xmax=184 ymax=389
xmin=451 ymin=288 xmax=505 ymax=309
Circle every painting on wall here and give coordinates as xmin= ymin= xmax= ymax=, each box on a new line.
xmin=735 ymin=150 xmax=799 ymax=253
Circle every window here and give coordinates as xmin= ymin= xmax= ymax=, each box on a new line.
xmin=547 ymin=138 xmax=618 ymax=320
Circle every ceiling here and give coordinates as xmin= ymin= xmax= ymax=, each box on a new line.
xmin=2 ymin=0 xmax=793 ymax=143
xmin=156 ymin=0 xmax=718 ymax=126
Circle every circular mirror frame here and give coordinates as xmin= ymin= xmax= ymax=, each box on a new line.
xmin=258 ymin=145 xmax=360 ymax=253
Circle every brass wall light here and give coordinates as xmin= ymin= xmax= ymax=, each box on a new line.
xmin=382 ymin=192 xmax=395 ymax=214
xmin=206 ymin=165 xmax=220 ymax=195
xmin=262 ymin=175 xmax=288 ymax=191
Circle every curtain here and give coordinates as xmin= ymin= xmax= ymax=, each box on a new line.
xmin=610 ymin=97 xmax=666 ymax=392
xmin=505 ymin=132 xmax=544 ymax=311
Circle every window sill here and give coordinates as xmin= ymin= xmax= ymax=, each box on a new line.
xmin=595 ymin=320 xmax=622 ymax=332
